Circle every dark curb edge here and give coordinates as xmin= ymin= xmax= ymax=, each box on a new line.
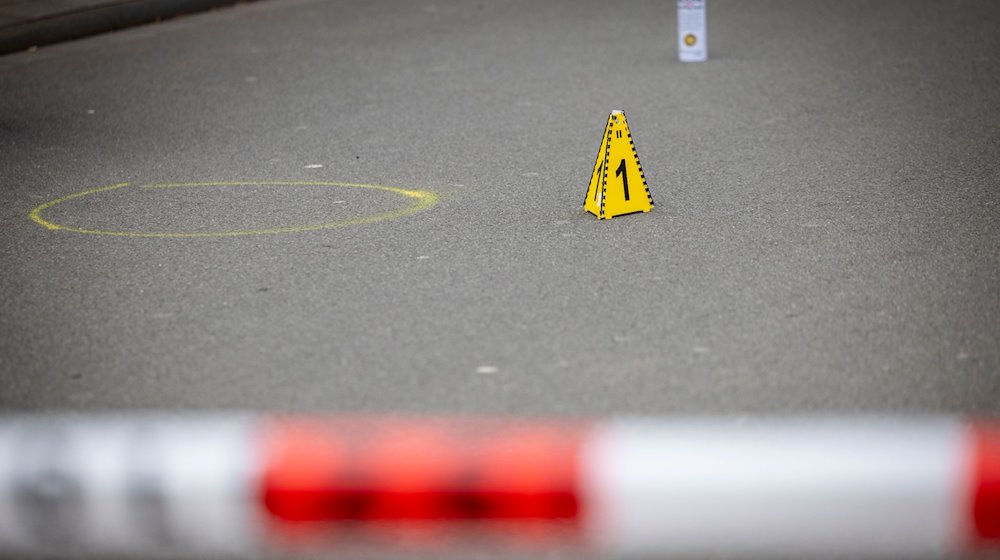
xmin=0 ymin=0 xmax=252 ymax=55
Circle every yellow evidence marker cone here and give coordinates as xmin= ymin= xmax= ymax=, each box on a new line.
xmin=584 ymin=110 xmax=654 ymax=219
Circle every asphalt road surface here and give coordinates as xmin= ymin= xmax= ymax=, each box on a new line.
xmin=1 ymin=0 xmax=998 ymax=416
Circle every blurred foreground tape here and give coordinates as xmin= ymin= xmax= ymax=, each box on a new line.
xmin=0 ymin=414 xmax=997 ymax=558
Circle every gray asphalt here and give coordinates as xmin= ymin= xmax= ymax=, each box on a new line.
xmin=1 ymin=0 xmax=998 ymax=415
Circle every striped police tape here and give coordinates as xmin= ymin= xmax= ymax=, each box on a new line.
xmin=0 ymin=414 xmax=996 ymax=558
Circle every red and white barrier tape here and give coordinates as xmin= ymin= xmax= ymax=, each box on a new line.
xmin=0 ymin=415 xmax=997 ymax=557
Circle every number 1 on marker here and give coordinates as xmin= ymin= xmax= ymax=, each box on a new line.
xmin=615 ymin=158 xmax=630 ymax=201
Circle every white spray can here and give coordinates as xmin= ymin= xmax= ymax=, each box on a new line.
xmin=677 ymin=0 xmax=707 ymax=62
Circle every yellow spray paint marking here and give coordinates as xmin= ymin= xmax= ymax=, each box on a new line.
xmin=583 ymin=110 xmax=654 ymax=219
xmin=28 ymin=181 xmax=440 ymax=238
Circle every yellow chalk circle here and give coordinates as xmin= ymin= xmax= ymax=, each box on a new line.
xmin=28 ymin=181 xmax=440 ymax=238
